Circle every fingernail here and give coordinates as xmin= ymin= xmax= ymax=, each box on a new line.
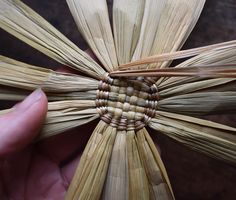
xmin=14 ymin=89 xmax=44 ymax=111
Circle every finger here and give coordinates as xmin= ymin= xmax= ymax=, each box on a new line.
xmin=38 ymin=120 xmax=97 ymax=164
xmin=60 ymin=153 xmax=82 ymax=188
xmin=38 ymin=48 xmax=98 ymax=164
xmin=0 ymin=89 xmax=48 ymax=158
xmin=24 ymin=152 xmax=66 ymax=199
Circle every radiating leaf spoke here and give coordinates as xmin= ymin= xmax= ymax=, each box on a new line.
xmin=102 ymin=130 xmax=129 ymax=200
xmin=159 ymin=42 xmax=236 ymax=90
xmin=67 ymin=0 xmax=118 ymax=72
xmin=0 ymin=55 xmax=98 ymax=101
xmin=40 ymin=100 xmax=98 ymax=139
xmin=159 ymin=92 xmax=236 ymax=115
xmin=113 ymin=0 xmax=145 ymax=65
xmin=136 ymin=128 xmax=174 ymax=199
xmin=119 ymin=40 xmax=236 ymax=70
xmin=1 ymin=1 xmax=235 ymax=199
xmin=0 ymin=100 xmax=99 ymax=139
xmin=149 ymin=111 xmax=236 ymax=164
xmin=0 ymin=0 xmax=105 ymax=78
xmin=66 ymin=121 xmax=116 ymax=200
xmin=132 ymin=0 xmax=205 ymax=69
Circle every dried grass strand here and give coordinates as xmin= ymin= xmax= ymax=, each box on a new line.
xmin=113 ymin=0 xmax=145 ymax=65
xmin=158 ymin=92 xmax=236 ymax=115
xmin=149 ymin=111 xmax=236 ymax=164
xmin=0 ymin=0 xmax=105 ymax=79
xmin=0 ymin=55 xmax=99 ymax=92
xmin=119 ymin=40 xmax=236 ymax=70
xmin=102 ymin=130 xmax=129 ymax=200
xmin=66 ymin=0 xmax=118 ymax=71
xmin=0 ymin=100 xmax=98 ymax=139
xmin=111 ymin=64 xmax=236 ymax=78
xmin=158 ymin=42 xmax=236 ymax=89
xmin=66 ymin=121 xmax=116 ymax=200
xmin=131 ymin=0 xmax=206 ymax=69
xmin=136 ymin=128 xmax=174 ymax=199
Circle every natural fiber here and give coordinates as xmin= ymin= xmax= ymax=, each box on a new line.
xmin=0 ymin=0 xmax=235 ymax=199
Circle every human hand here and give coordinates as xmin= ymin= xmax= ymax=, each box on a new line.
xmin=0 ymin=59 xmax=161 ymax=199
xmin=0 ymin=89 xmax=95 ymax=199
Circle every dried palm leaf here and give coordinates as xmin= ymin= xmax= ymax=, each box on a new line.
xmin=66 ymin=0 xmax=118 ymax=71
xmin=119 ymin=40 xmax=236 ymax=70
xmin=0 ymin=0 xmax=235 ymax=199
xmin=0 ymin=55 xmax=99 ymax=92
xmin=0 ymin=0 xmax=105 ymax=78
xmin=132 ymin=0 xmax=205 ymax=69
xmin=113 ymin=0 xmax=144 ymax=65
xmin=149 ymin=111 xmax=236 ymax=163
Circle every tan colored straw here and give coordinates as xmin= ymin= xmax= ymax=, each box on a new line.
xmin=0 ymin=0 xmax=235 ymax=199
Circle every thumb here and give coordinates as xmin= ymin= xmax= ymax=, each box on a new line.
xmin=0 ymin=89 xmax=47 ymax=158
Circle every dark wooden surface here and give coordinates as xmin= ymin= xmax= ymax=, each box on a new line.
xmin=0 ymin=0 xmax=236 ymax=199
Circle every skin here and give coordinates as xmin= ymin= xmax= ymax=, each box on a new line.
xmin=0 ymin=50 xmax=96 ymax=199
xmin=0 ymin=52 xmax=161 ymax=199
xmin=0 ymin=89 xmax=161 ymax=199
xmin=0 ymin=88 xmax=97 ymax=199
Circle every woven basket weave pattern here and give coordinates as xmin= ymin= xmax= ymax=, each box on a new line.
xmin=96 ymin=74 xmax=159 ymax=131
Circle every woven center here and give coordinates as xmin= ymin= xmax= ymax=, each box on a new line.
xmin=96 ymin=75 xmax=159 ymax=131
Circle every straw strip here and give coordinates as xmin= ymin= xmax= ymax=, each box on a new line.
xmin=0 ymin=0 xmax=105 ymax=79
xmin=113 ymin=0 xmax=145 ymax=65
xmin=98 ymin=128 xmax=175 ymax=200
xmin=66 ymin=122 xmax=174 ymax=199
xmin=131 ymin=0 xmax=165 ymax=62
xmin=0 ymin=86 xmax=97 ymax=102
xmin=40 ymin=100 xmax=98 ymax=139
xmin=102 ymin=130 xmax=128 ymax=200
xmin=119 ymin=40 xmax=236 ymax=70
xmin=66 ymin=121 xmax=108 ymax=199
xmin=149 ymin=111 xmax=236 ymax=164
xmin=131 ymin=0 xmax=205 ymax=69
xmin=159 ymin=42 xmax=236 ymax=89
xmin=111 ymin=64 xmax=236 ymax=78
xmin=158 ymin=92 xmax=236 ymax=115
xmin=0 ymin=55 xmax=99 ymax=92
xmin=0 ymin=100 xmax=98 ymax=139
xmin=66 ymin=121 xmax=117 ymax=200
xmin=159 ymin=78 xmax=236 ymax=99
xmin=66 ymin=0 xmax=118 ymax=71
xmin=1 ymin=1 xmax=235 ymax=199
xmin=0 ymin=109 xmax=11 ymax=115
xmin=136 ymin=128 xmax=174 ymax=199
xmin=126 ymin=130 xmax=149 ymax=199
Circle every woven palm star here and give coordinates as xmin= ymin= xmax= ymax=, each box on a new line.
xmin=0 ymin=0 xmax=236 ymax=199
